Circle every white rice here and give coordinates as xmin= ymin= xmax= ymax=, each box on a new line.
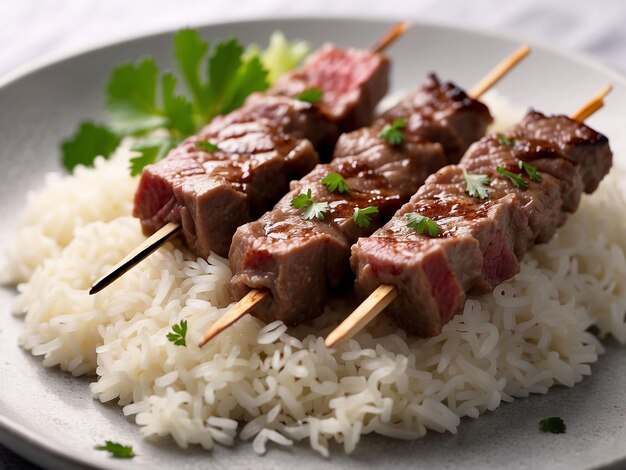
xmin=3 ymin=92 xmax=626 ymax=456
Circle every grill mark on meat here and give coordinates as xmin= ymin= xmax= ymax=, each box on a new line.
xmin=133 ymin=46 xmax=391 ymax=257
xmin=229 ymin=74 xmax=492 ymax=324
xmin=353 ymin=110 xmax=613 ymax=337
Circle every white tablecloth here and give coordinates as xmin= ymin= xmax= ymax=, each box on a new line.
xmin=0 ymin=0 xmax=623 ymax=467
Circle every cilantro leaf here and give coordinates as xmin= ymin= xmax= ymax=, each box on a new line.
xmin=129 ymin=136 xmax=177 ymax=176
xmin=379 ymin=118 xmax=407 ymax=145
xmin=291 ymin=189 xmax=328 ymax=220
xmin=61 ymin=122 xmax=121 ymax=171
xmin=539 ymin=417 xmax=566 ymax=434
xmin=226 ymin=55 xmax=268 ymax=113
xmin=206 ymin=39 xmax=245 ymax=115
xmin=61 ymin=29 xmax=304 ymax=174
xmin=353 ymin=206 xmax=379 ymax=228
xmin=321 ymin=172 xmax=350 ymax=193
xmin=167 ymin=319 xmax=188 ymax=346
xmin=161 ymin=73 xmax=195 ymax=136
xmin=497 ymin=134 xmax=515 ymax=146
xmin=463 ymin=169 xmax=490 ymax=199
xmin=291 ymin=189 xmax=314 ymax=209
xmin=196 ymin=140 xmax=219 ymax=152
xmin=518 ymin=160 xmax=542 ymax=182
xmin=106 ymin=58 xmax=167 ymax=134
xmin=497 ymin=165 xmax=528 ymax=189
xmin=95 ymin=441 xmax=135 ymax=459
xmin=296 ymin=87 xmax=323 ymax=104
xmin=303 ymin=201 xmax=329 ymax=220
xmin=406 ymin=213 xmax=440 ymax=237
xmin=173 ymin=28 xmax=210 ymax=113
xmin=175 ymin=32 xmax=269 ymax=121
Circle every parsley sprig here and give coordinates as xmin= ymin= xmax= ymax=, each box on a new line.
xmin=291 ymin=189 xmax=329 ymax=220
xmin=379 ymin=118 xmax=407 ymax=145
xmin=518 ymin=160 xmax=542 ymax=182
xmin=539 ymin=417 xmax=566 ymax=434
xmin=196 ymin=140 xmax=219 ymax=153
xmin=406 ymin=213 xmax=440 ymax=237
xmin=61 ymin=29 xmax=309 ymax=175
xmin=496 ymin=166 xmax=528 ymax=189
xmin=497 ymin=134 xmax=515 ymax=147
xmin=463 ymin=169 xmax=490 ymax=199
xmin=95 ymin=441 xmax=135 ymax=459
xmin=167 ymin=319 xmax=188 ymax=346
xmin=296 ymin=87 xmax=323 ymax=104
xmin=353 ymin=206 xmax=379 ymax=228
xmin=321 ymin=172 xmax=350 ymax=193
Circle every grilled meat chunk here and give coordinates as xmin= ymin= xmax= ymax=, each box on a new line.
xmin=352 ymin=111 xmax=612 ymax=337
xmin=229 ymin=75 xmax=492 ymax=324
xmin=133 ymin=45 xmax=390 ymax=257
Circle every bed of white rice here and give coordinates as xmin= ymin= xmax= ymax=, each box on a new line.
xmin=3 ymin=93 xmax=626 ymax=456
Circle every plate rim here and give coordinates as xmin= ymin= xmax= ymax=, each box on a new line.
xmin=1 ymin=14 xmax=625 ymax=91
xmin=1 ymin=14 xmax=626 ymax=470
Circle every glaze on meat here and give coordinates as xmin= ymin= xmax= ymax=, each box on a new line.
xmin=352 ymin=111 xmax=613 ymax=337
xmin=133 ymin=46 xmax=390 ymax=257
xmin=229 ymin=75 xmax=492 ymax=324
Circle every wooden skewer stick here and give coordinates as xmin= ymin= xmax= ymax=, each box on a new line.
xmin=198 ymin=289 xmax=268 ymax=347
xmin=370 ymin=22 xmax=410 ymax=54
xmin=468 ymin=45 xmax=531 ymax=99
xmin=324 ymin=284 xmax=397 ymax=348
xmin=89 ymin=222 xmax=181 ymax=294
xmin=88 ymin=23 xmax=410 ymax=297
xmin=570 ymin=84 xmax=612 ymax=122
xmin=201 ymin=44 xmax=533 ymax=346
xmin=324 ymin=83 xmax=613 ymax=349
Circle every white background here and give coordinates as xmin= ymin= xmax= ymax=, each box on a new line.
xmin=0 ymin=0 xmax=623 ymax=467
xmin=0 ymin=0 xmax=625 ymax=79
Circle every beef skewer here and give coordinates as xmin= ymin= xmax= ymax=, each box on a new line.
xmin=199 ymin=45 xmax=531 ymax=346
xmin=89 ymin=23 xmax=407 ymax=295
xmin=325 ymin=84 xmax=613 ymax=348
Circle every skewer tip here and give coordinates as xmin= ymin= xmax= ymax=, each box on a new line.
xmin=87 ymin=222 xmax=182 ymax=296
xmin=570 ymin=83 xmax=613 ymax=122
xmin=370 ymin=22 xmax=411 ymax=53
xmin=468 ymin=43 xmax=532 ymax=99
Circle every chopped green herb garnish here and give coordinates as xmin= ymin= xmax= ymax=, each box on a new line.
xmin=61 ymin=29 xmax=308 ymax=174
xmin=196 ymin=140 xmax=219 ymax=152
xmin=303 ymin=201 xmax=329 ymax=220
xmin=518 ymin=160 xmax=542 ymax=182
xmin=497 ymin=134 xmax=515 ymax=146
xmin=296 ymin=87 xmax=323 ymax=104
xmin=290 ymin=189 xmax=328 ymax=220
xmin=353 ymin=206 xmax=379 ymax=228
xmin=539 ymin=417 xmax=566 ymax=434
xmin=129 ymin=136 xmax=177 ymax=176
xmin=167 ymin=319 xmax=188 ymax=346
xmin=497 ymin=166 xmax=528 ymax=189
xmin=406 ymin=213 xmax=440 ymax=237
xmin=321 ymin=172 xmax=350 ymax=193
xmin=463 ymin=169 xmax=491 ymax=199
xmin=291 ymin=188 xmax=314 ymax=209
xmin=379 ymin=118 xmax=407 ymax=145
xmin=95 ymin=441 xmax=135 ymax=459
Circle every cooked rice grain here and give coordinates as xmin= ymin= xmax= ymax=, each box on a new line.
xmin=4 ymin=94 xmax=626 ymax=456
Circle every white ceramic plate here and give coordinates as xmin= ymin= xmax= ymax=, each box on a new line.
xmin=1 ymin=17 xmax=625 ymax=470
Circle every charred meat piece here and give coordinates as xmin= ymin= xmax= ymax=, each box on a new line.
xmin=229 ymin=75 xmax=492 ymax=324
xmin=133 ymin=46 xmax=390 ymax=257
xmin=352 ymin=111 xmax=612 ymax=337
